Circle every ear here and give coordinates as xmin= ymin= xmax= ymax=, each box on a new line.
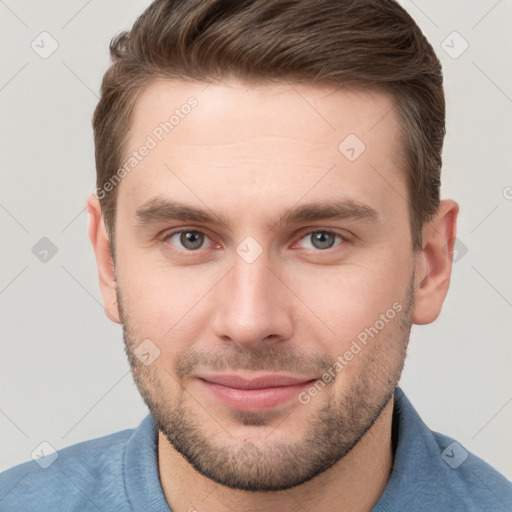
xmin=412 ymin=199 xmax=459 ymax=325
xmin=87 ymin=194 xmax=121 ymax=324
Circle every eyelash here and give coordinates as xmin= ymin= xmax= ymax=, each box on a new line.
xmin=161 ymin=228 xmax=349 ymax=253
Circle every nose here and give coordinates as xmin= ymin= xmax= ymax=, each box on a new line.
xmin=210 ymin=252 xmax=294 ymax=349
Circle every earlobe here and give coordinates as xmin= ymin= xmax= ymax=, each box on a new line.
xmin=412 ymin=199 xmax=459 ymax=325
xmin=87 ymin=195 xmax=121 ymax=324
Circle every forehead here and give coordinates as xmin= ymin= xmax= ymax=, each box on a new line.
xmin=118 ymin=78 xmax=406 ymax=222
xmin=130 ymin=78 xmax=400 ymax=145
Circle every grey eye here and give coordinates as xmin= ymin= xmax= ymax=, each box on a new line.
xmin=300 ymin=231 xmax=343 ymax=250
xmin=169 ymin=231 xmax=206 ymax=250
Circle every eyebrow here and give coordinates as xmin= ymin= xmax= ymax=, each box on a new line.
xmin=134 ymin=197 xmax=379 ymax=230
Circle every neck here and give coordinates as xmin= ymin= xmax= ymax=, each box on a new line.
xmin=158 ymin=397 xmax=395 ymax=512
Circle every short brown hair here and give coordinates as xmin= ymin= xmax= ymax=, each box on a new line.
xmin=92 ymin=0 xmax=445 ymax=251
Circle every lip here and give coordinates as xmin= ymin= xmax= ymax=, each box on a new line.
xmin=196 ymin=373 xmax=316 ymax=412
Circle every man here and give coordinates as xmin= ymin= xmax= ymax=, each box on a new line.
xmin=1 ymin=0 xmax=511 ymax=510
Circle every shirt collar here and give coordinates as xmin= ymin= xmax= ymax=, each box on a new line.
xmin=372 ymin=387 xmax=440 ymax=511
xmin=124 ymin=413 xmax=172 ymax=512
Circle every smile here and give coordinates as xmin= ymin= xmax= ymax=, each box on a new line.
xmin=195 ymin=373 xmax=317 ymax=412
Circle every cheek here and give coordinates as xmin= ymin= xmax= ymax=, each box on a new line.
xmin=292 ymin=266 xmax=410 ymax=389
xmin=116 ymin=254 xmax=223 ymax=361
xmin=285 ymin=258 xmax=410 ymax=349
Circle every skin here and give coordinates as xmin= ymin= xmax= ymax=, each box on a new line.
xmin=88 ymin=78 xmax=458 ymax=512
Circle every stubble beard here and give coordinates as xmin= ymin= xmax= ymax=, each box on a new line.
xmin=119 ymin=276 xmax=414 ymax=492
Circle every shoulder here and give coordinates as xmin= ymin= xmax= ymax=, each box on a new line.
xmin=427 ymin=429 xmax=512 ymax=511
xmin=382 ymin=389 xmax=512 ymax=511
xmin=0 ymin=427 xmax=135 ymax=512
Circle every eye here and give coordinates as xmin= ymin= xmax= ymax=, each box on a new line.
xmin=297 ymin=230 xmax=345 ymax=250
xmin=166 ymin=230 xmax=210 ymax=251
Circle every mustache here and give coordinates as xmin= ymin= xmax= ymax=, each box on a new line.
xmin=175 ymin=345 xmax=334 ymax=382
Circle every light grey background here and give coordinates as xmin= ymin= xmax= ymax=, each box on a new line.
xmin=1 ymin=0 xmax=511 ymax=480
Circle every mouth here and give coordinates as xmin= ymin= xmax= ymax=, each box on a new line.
xmin=195 ymin=373 xmax=317 ymax=412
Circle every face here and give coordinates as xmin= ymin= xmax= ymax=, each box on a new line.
xmin=110 ymin=79 xmax=418 ymax=491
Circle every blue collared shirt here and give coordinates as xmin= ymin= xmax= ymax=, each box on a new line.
xmin=1 ymin=388 xmax=511 ymax=511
